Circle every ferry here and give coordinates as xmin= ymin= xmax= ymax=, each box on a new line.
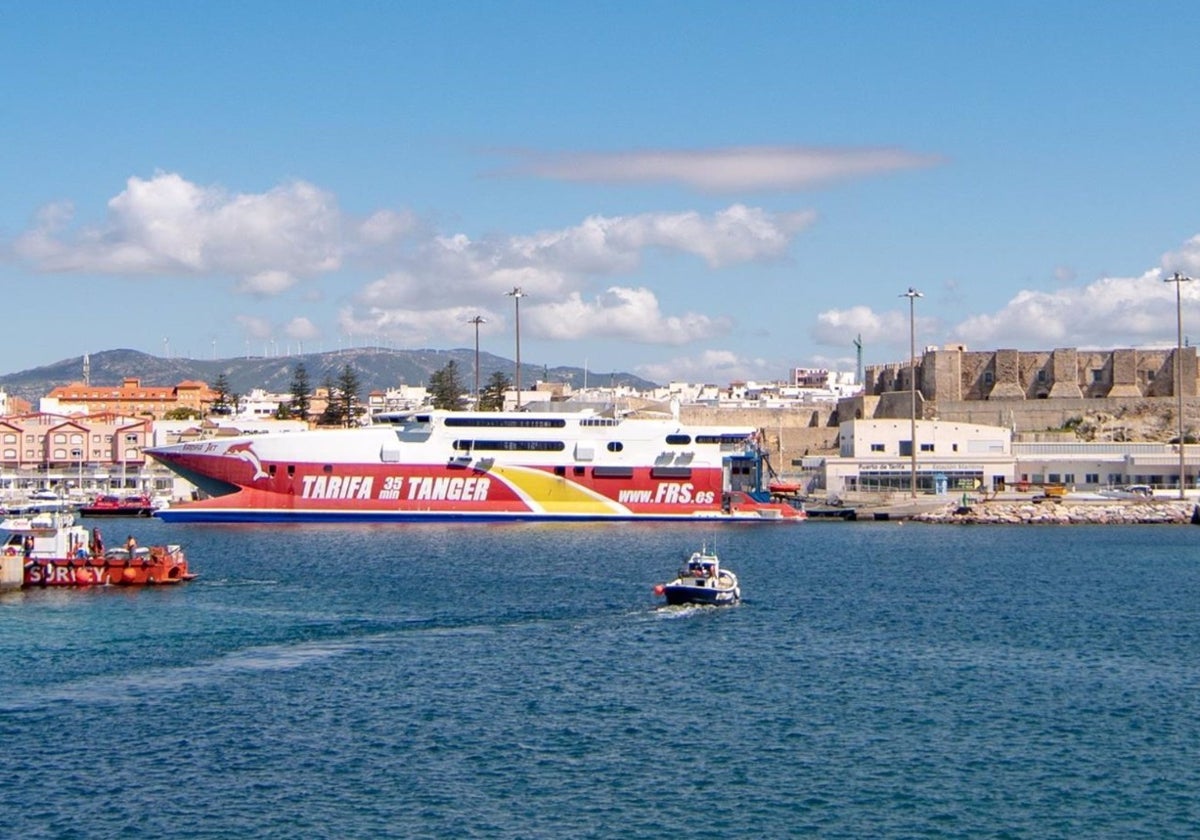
xmin=146 ymin=409 xmax=806 ymax=524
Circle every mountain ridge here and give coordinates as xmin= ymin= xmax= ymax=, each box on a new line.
xmin=0 ymin=348 xmax=658 ymax=404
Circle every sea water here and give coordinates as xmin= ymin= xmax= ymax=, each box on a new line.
xmin=2 ymin=521 xmax=1198 ymax=838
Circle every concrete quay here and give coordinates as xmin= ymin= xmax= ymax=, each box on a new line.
xmin=815 ymin=491 xmax=1200 ymax=525
xmin=912 ymin=498 xmax=1197 ymax=525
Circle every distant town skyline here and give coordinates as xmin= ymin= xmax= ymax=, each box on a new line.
xmin=3 ymin=3 xmax=1199 ymax=385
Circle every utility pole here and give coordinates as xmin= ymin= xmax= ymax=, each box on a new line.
xmin=901 ymin=288 xmax=923 ymax=498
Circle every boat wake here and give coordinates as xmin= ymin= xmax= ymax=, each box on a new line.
xmin=0 ymin=638 xmax=358 ymax=712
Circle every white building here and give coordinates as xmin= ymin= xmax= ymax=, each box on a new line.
xmin=813 ymin=419 xmax=1200 ymax=497
xmin=817 ymin=419 xmax=1015 ymax=496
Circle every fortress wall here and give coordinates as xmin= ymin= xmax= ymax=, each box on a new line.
xmin=870 ymin=346 xmax=1194 ymax=400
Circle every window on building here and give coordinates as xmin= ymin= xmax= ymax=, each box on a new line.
xmin=1063 ymin=474 xmax=1075 ymax=484
xmin=899 ymin=440 xmax=913 ymax=456
xmin=1147 ymin=371 xmax=1156 ymax=381
xmin=1091 ymin=369 xmax=1103 ymax=382
xmin=1037 ymin=370 xmax=1046 ymax=382
xmin=870 ymin=443 xmax=885 ymax=452
xmin=952 ymin=443 xmax=959 ymax=452
xmin=1085 ymin=474 xmax=1099 ymax=484
xmin=983 ymin=371 xmax=994 ymax=385
xmin=1048 ymin=473 xmax=1061 ymax=483
xmin=920 ymin=443 xmax=935 ymax=452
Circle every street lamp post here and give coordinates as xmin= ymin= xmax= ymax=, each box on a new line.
xmin=506 ymin=287 xmax=525 ymax=408
xmin=902 ymin=287 xmax=923 ymax=499
xmin=1165 ymin=271 xmax=1192 ymax=499
xmin=468 ymin=315 xmax=487 ymax=408
xmin=72 ymin=448 xmax=83 ymax=496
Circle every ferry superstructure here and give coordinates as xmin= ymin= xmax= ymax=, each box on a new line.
xmin=146 ymin=410 xmax=805 ymax=523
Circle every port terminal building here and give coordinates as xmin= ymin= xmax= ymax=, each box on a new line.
xmin=811 ymin=344 xmax=1199 ymax=497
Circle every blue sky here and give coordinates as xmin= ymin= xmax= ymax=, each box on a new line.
xmin=3 ymin=1 xmax=1199 ymax=385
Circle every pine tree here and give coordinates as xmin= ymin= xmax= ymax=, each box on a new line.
xmin=429 ymin=361 xmax=467 ymax=410
xmin=289 ymin=363 xmax=312 ymax=422
xmin=211 ymin=373 xmax=232 ymax=415
xmin=318 ymin=375 xmax=344 ymax=426
xmin=478 ymin=371 xmax=510 ymax=411
xmin=336 ymin=364 xmax=363 ymax=426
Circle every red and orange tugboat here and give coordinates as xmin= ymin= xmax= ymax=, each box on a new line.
xmin=77 ymin=493 xmax=157 ymax=517
xmin=0 ymin=512 xmax=195 ymax=588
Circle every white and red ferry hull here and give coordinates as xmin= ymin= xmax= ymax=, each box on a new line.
xmin=148 ymin=413 xmax=805 ymax=524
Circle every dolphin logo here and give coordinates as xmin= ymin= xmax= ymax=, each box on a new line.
xmin=226 ymin=441 xmax=269 ymax=481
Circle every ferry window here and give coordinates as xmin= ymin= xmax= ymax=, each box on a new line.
xmin=607 ymin=441 xmax=623 ymax=452
xmin=593 ymin=466 xmax=634 ymax=478
xmin=665 ymin=434 xmax=692 ymax=445
xmin=470 ymin=440 xmax=565 ymax=452
xmin=444 ymin=417 xmax=566 ymax=429
xmin=269 ymin=464 xmax=277 ymax=477
xmin=287 ymin=465 xmax=295 ymax=477
xmin=554 ymin=466 xmax=566 ymax=476
xmin=323 ymin=464 xmax=334 ymax=473
xmin=651 ymin=467 xmax=693 ymax=479
xmin=574 ymin=466 xmax=585 ymax=476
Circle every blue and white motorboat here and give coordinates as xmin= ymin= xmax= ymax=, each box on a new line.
xmin=655 ymin=546 xmax=740 ymax=606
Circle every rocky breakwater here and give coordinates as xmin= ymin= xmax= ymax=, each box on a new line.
xmin=914 ymin=499 xmax=1197 ymax=525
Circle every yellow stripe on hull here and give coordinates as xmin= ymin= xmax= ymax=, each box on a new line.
xmin=487 ymin=464 xmax=631 ymax=515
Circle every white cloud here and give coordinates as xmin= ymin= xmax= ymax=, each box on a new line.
xmin=283 ymin=317 xmax=320 ymax=341
xmin=338 ymin=304 xmax=504 ymax=346
xmin=812 ymin=305 xmax=926 ymax=347
xmin=637 ymin=349 xmax=775 ymax=384
xmin=14 ymin=172 xmax=342 ymax=281
xmin=818 ymin=263 xmax=1200 ymax=362
xmin=343 ymin=205 xmax=809 ymax=345
xmin=511 ymin=205 xmax=815 ymax=270
xmin=357 ymin=209 xmax=420 ymax=245
xmin=234 ymin=315 xmax=273 ymax=340
xmin=529 ymin=286 xmax=732 ymax=345
xmin=499 ymin=146 xmax=944 ymax=192
xmin=236 ymin=270 xmax=298 ymax=296
xmin=951 ymin=270 xmax=1191 ymax=348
